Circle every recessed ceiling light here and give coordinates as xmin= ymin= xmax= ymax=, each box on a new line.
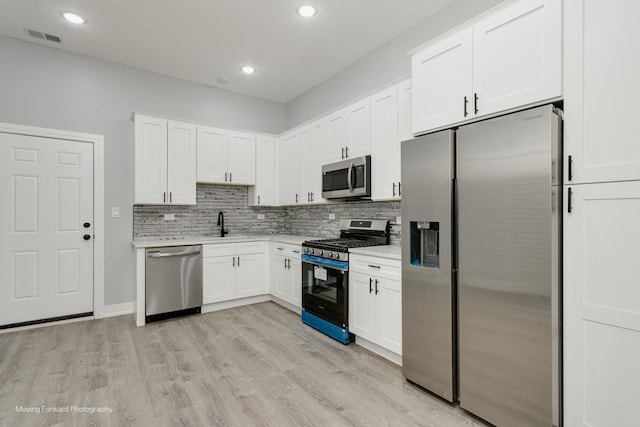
xmin=241 ymin=66 xmax=255 ymax=75
xmin=298 ymin=5 xmax=317 ymax=18
xmin=61 ymin=12 xmax=85 ymax=24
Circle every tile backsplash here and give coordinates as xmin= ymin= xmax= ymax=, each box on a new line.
xmin=134 ymin=185 xmax=401 ymax=244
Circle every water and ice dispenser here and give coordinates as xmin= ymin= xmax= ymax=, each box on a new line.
xmin=410 ymin=221 xmax=440 ymax=268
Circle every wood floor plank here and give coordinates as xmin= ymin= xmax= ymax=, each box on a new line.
xmin=0 ymin=301 xmax=488 ymax=427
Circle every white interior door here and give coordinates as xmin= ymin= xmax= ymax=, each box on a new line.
xmin=0 ymin=133 xmax=94 ymax=326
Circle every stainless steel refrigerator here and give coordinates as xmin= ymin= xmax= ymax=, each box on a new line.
xmin=401 ymin=104 xmax=562 ymax=427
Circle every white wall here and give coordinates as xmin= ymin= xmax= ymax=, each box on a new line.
xmin=285 ymin=0 xmax=504 ymax=128
xmin=0 ymin=36 xmax=286 ymax=306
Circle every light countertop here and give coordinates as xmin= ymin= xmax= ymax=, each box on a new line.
xmin=132 ymin=234 xmax=315 ymax=249
xmin=350 ymin=245 xmax=401 ymax=261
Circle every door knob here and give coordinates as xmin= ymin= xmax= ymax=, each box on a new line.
xmin=83 ymin=234 xmax=91 ymax=240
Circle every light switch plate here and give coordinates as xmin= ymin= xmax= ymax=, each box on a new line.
xmin=396 ymin=216 xmax=402 ymax=224
xmin=111 ymin=207 xmax=120 ymax=218
xmin=257 ymin=214 xmax=265 ymax=220
xmin=329 ymin=213 xmax=336 ymax=220
xmin=164 ymin=214 xmax=176 ymax=221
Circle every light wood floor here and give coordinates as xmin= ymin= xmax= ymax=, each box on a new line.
xmin=0 ymin=302 xmax=486 ymax=427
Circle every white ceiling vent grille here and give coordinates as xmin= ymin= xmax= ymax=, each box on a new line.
xmin=26 ymin=29 xmax=62 ymax=43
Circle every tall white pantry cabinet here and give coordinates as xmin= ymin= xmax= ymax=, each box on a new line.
xmin=564 ymin=1 xmax=640 ymax=426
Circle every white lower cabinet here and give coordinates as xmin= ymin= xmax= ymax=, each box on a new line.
xmin=564 ymin=181 xmax=640 ymax=427
xmin=272 ymin=243 xmax=302 ymax=308
xmin=349 ymin=254 xmax=402 ymax=355
xmin=203 ymin=242 xmax=267 ymax=304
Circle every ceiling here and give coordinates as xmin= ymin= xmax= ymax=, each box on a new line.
xmin=0 ymin=0 xmax=455 ymax=103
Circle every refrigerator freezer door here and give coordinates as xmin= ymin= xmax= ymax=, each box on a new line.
xmin=457 ymin=105 xmax=560 ymax=426
xmin=401 ymin=130 xmax=456 ymax=402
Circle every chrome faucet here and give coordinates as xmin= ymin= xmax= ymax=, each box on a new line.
xmin=217 ymin=211 xmax=228 ymax=237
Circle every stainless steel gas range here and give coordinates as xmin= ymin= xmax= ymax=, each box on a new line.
xmin=301 ymin=219 xmax=390 ymax=344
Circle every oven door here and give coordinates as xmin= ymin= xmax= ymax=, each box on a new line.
xmin=301 ymin=254 xmax=349 ymax=327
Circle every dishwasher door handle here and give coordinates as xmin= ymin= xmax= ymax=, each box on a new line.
xmin=147 ymin=249 xmax=201 ymax=258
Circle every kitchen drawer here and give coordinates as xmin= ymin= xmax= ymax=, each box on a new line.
xmin=203 ymin=244 xmax=235 ymax=258
xmin=272 ymin=243 xmax=301 ymax=258
xmin=350 ymin=254 xmax=401 ymax=280
xmin=236 ymin=241 xmax=265 ymax=255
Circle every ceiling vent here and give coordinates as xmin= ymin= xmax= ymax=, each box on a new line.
xmin=26 ymin=29 xmax=62 ymax=43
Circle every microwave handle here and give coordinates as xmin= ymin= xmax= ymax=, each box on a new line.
xmin=347 ymin=162 xmax=355 ymax=193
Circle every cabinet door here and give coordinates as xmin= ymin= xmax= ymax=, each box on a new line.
xmin=236 ymin=253 xmax=267 ymax=298
xmin=326 ymin=110 xmax=348 ymax=163
xmin=375 ymin=277 xmax=402 ymax=354
xmin=473 ymin=0 xmax=561 ymax=117
xmin=412 ymin=28 xmax=473 ymax=135
xmin=250 ymin=135 xmax=276 ymax=206
xmin=273 ymin=255 xmax=291 ymax=302
xmin=564 ymin=182 xmax=640 ymax=427
xmin=203 ymin=255 xmax=236 ymax=303
xmin=299 ymin=121 xmax=325 ymax=204
xmin=371 ymin=85 xmax=400 ymax=201
xmin=349 ymin=271 xmax=376 ymax=342
xmin=167 ymin=120 xmax=196 ymax=205
xmin=564 ymin=0 xmax=640 ymax=184
xmin=278 ymin=132 xmax=301 ymax=205
xmin=227 ymin=131 xmax=256 ymax=185
xmin=398 ymin=79 xmax=413 ymax=144
xmin=289 ymin=257 xmax=302 ymax=308
xmin=346 ymin=99 xmax=371 ymax=159
xmin=134 ymin=115 xmax=167 ymax=204
xmin=196 ymin=126 xmax=228 ymax=184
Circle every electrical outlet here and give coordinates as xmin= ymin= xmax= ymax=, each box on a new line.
xmin=257 ymin=214 xmax=265 ymax=220
xmin=164 ymin=214 xmax=176 ymax=221
xmin=395 ymin=216 xmax=402 ymax=224
xmin=329 ymin=213 xmax=336 ymax=220
xmin=111 ymin=207 xmax=120 ymax=218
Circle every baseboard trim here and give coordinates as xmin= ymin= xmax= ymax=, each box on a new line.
xmin=102 ymin=302 xmax=135 ymax=318
xmin=201 ymin=295 xmax=271 ymax=314
xmin=354 ymin=336 xmax=402 ymax=366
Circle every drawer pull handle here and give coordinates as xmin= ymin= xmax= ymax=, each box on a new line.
xmin=368 ymin=264 xmax=381 ymax=269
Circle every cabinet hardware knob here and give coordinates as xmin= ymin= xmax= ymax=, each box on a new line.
xmin=83 ymin=222 xmax=91 ymax=228
xmin=474 ymin=93 xmax=479 ymax=114
xmin=375 ymin=279 xmax=379 ymax=295
xmin=83 ymin=234 xmax=91 ymax=240
xmin=464 ymin=96 xmax=469 ymax=117
xmin=369 ymin=278 xmax=373 ymax=293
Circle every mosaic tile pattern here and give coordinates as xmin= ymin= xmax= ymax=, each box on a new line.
xmin=134 ymin=185 xmax=401 ymax=244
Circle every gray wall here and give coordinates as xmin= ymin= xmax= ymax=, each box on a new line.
xmin=285 ymin=0 xmax=504 ymax=128
xmin=0 ymin=36 xmax=286 ymax=306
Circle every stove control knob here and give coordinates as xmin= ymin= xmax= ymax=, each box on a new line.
xmin=317 ymin=250 xmax=323 ymax=257
xmin=305 ymin=247 xmax=312 ymax=254
xmin=328 ymin=252 xmax=336 ymax=259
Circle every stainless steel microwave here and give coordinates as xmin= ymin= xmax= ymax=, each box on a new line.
xmin=322 ymin=155 xmax=371 ymax=199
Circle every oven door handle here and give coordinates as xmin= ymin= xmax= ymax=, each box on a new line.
xmin=301 ymin=253 xmax=348 ymax=271
xmin=347 ymin=162 xmax=355 ymax=193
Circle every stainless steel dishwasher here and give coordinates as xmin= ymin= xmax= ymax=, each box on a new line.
xmin=145 ymin=245 xmax=203 ymax=322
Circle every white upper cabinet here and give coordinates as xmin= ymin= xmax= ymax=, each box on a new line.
xmin=412 ymin=28 xmax=473 ymax=134
xmin=299 ymin=120 xmax=326 ymax=204
xmin=196 ymin=126 xmax=227 ymax=183
xmin=278 ymin=131 xmax=301 ymax=205
xmin=227 ymin=131 xmax=256 ymax=185
xmin=196 ymin=125 xmax=255 ymax=185
xmin=411 ymin=0 xmax=561 ymax=135
xmin=346 ymin=99 xmax=372 ymax=159
xmin=326 ymin=109 xmax=348 ymax=163
xmin=472 ymin=0 xmax=561 ymax=116
xmin=398 ymin=79 xmax=413 ymax=144
xmin=325 ymin=99 xmax=372 ymax=163
xmin=371 ymin=84 xmax=401 ymax=201
xmin=166 ymin=121 xmax=197 ymax=204
xmin=248 ymin=135 xmax=277 ymax=206
xmin=564 ymin=0 xmax=640 ymax=185
xmin=134 ymin=114 xmax=196 ymax=205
